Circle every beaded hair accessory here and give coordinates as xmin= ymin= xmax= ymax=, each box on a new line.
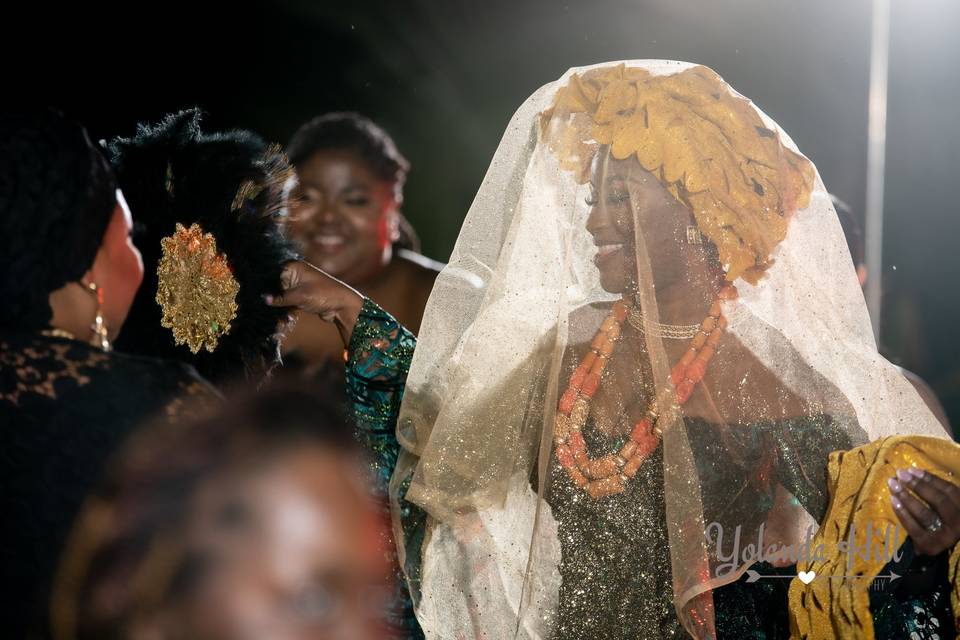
xmin=156 ymin=222 xmax=239 ymax=353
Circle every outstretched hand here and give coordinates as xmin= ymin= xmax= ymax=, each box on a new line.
xmin=889 ymin=466 xmax=960 ymax=556
xmin=266 ymin=261 xmax=365 ymax=347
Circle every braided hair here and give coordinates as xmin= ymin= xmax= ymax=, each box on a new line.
xmin=0 ymin=111 xmax=117 ymax=331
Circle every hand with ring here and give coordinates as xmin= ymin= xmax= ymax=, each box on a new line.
xmin=889 ymin=466 xmax=960 ymax=556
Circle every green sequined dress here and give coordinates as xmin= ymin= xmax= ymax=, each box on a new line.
xmin=345 ymin=299 xmax=424 ymax=639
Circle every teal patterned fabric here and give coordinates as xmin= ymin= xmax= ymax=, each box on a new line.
xmin=870 ymin=543 xmax=953 ymax=640
xmin=345 ymin=298 xmax=423 ymax=639
xmin=344 ymin=298 xmax=955 ymax=639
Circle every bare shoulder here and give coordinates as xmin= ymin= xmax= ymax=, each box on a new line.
xmin=567 ymin=301 xmax=611 ymax=345
xmin=395 ymin=249 xmax=444 ymax=283
xmin=393 ymin=249 xmax=443 ymax=303
xmin=707 ymin=333 xmax=815 ymax=422
xmin=373 ymin=251 xmax=444 ymax=332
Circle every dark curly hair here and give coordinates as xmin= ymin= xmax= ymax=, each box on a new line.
xmin=286 ymin=112 xmax=420 ymax=252
xmin=0 ymin=110 xmax=117 ymax=331
xmin=109 ymin=109 xmax=298 ymax=384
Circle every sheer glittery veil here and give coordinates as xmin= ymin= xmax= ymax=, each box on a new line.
xmin=390 ymin=61 xmax=949 ymax=639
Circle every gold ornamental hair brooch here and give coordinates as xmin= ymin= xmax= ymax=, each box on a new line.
xmin=156 ymin=222 xmax=240 ymax=353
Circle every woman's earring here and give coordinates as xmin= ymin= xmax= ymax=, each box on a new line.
xmin=388 ymin=210 xmax=402 ymax=244
xmin=685 ymin=225 xmax=703 ymax=245
xmin=86 ymin=282 xmax=111 ymax=352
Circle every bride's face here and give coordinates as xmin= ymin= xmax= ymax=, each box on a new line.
xmin=585 ymin=153 xmax=700 ymax=296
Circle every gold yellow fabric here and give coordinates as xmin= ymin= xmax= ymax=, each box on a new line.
xmin=788 ymin=435 xmax=960 ymax=638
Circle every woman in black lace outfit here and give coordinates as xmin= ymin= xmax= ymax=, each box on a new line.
xmin=0 ymin=112 xmax=216 ymax=638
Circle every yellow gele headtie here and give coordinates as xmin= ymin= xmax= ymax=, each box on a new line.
xmin=541 ymin=64 xmax=816 ymax=284
xmin=156 ymin=222 xmax=240 ymax=353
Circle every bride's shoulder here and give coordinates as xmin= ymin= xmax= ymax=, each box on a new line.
xmin=566 ymin=301 xmax=612 ymax=342
xmin=710 ymin=333 xmax=815 ymax=422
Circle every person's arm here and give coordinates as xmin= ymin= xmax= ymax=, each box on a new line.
xmin=267 ymin=261 xmax=416 ymax=485
xmin=344 ymin=297 xmax=416 ymax=487
xmin=269 ymin=262 xmax=425 ymax=639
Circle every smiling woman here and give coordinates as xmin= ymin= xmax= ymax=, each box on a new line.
xmin=282 ymin=113 xmax=442 ymax=368
xmin=585 ymin=152 xmax=722 ymax=309
xmin=388 ymin=61 xmax=958 ymax=640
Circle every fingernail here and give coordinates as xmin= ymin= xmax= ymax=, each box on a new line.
xmin=896 ymin=469 xmax=913 ymax=483
xmin=891 ymin=496 xmax=903 ymax=510
xmin=908 ymin=467 xmax=925 ymax=480
xmin=888 ymin=477 xmax=902 ymax=493
xmin=264 ymin=294 xmax=274 ymax=305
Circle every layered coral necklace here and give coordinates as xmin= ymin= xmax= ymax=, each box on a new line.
xmin=554 ymin=286 xmax=737 ymax=499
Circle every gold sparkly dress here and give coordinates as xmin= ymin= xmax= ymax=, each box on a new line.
xmin=542 ymin=320 xmax=854 ymax=639
xmin=544 ymin=411 xmax=854 ymax=639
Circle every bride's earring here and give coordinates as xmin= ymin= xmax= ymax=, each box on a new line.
xmin=86 ymin=282 xmax=111 ymax=352
xmin=685 ymin=225 xmax=703 ymax=245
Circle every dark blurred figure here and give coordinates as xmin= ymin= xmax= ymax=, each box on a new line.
xmin=52 ymin=382 xmax=393 ymax=640
xmin=283 ymin=113 xmax=442 ymax=369
xmin=833 ymin=194 xmax=951 ymax=432
xmin=0 ymin=111 xmax=215 ymax=638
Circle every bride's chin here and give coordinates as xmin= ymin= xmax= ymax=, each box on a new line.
xmin=595 ymin=252 xmax=638 ymax=295
xmin=597 ymin=271 xmax=632 ymax=295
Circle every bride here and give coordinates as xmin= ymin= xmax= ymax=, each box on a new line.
xmin=272 ymin=61 xmax=960 ymax=639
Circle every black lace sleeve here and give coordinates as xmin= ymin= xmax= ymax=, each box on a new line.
xmin=0 ymin=332 xmax=218 ymax=637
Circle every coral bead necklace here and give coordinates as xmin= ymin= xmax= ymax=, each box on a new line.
xmin=554 ymin=285 xmax=737 ymax=499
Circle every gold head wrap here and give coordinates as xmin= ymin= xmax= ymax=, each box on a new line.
xmin=156 ymin=222 xmax=240 ymax=353
xmin=541 ymin=64 xmax=816 ymax=284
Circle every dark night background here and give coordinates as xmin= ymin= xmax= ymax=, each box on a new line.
xmin=9 ymin=0 xmax=960 ymax=426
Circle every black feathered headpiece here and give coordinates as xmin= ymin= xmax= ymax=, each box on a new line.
xmin=110 ymin=109 xmax=297 ymax=384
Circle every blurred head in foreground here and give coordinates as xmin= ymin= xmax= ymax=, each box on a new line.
xmin=53 ymin=382 xmax=391 ymax=640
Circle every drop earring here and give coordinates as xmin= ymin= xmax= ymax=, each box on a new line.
xmin=86 ymin=282 xmax=111 ymax=352
xmin=388 ymin=210 xmax=402 ymax=244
